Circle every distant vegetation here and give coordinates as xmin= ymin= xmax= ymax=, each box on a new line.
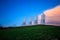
xmin=0 ymin=24 xmax=3 ymax=30
xmin=0 ymin=25 xmax=60 ymax=40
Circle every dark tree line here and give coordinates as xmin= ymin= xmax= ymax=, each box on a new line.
xmin=0 ymin=24 xmax=3 ymax=29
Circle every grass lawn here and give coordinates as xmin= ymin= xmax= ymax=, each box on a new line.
xmin=0 ymin=25 xmax=60 ymax=40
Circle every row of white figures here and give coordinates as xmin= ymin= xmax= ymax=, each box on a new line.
xmin=22 ymin=13 xmax=45 ymax=25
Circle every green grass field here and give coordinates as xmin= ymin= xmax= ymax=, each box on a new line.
xmin=0 ymin=25 xmax=60 ymax=40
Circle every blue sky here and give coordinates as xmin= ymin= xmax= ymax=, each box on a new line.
xmin=0 ymin=0 xmax=60 ymax=27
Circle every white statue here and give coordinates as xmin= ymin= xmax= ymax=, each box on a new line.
xmin=41 ymin=13 xmax=45 ymax=24
xmin=34 ymin=16 xmax=38 ymax=25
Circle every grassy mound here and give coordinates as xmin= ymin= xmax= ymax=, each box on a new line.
xmin=0 ymin=25 xmax=60 ymax=40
